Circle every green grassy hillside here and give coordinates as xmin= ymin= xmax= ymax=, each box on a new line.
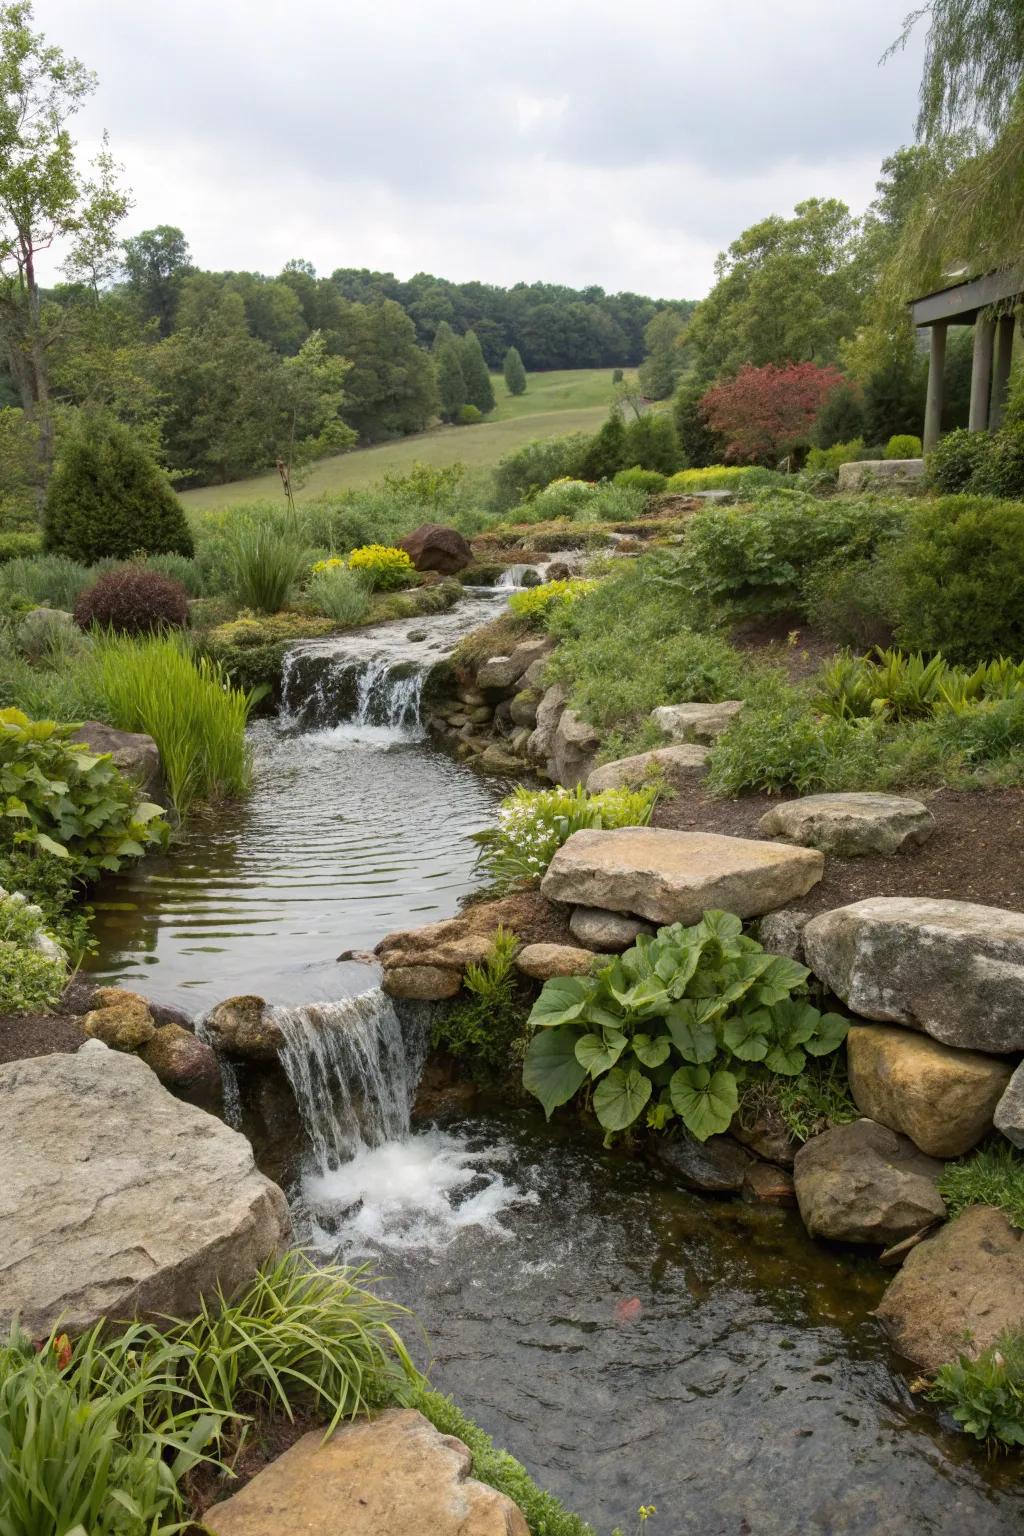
xmin=179 ymin=368 xmax=625 ymax=510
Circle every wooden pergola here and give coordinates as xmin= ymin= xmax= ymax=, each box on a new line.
xmin=908 ymin=268 xmax=1022 ymax=450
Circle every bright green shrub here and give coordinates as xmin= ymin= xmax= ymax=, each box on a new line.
xmin=975 ymin=422 xmax=1024 ymax=499
xmin=0 ymin=889 xmax=65 ymax=1011
xmin=705 ymin=674 xmax=882 ymax=796
xmin=894 ymin=497 xmax=1024 ymax=662
xmin=489 ymin=434 xmax=589 ymax=511
xmin=884 ymin=433 xmax=922 ymax=459
xmin=613 ymin=466 xmax=667 ymax=493
xmin=816 ymin=649 xmax=1024 ymax=723
xmin=458 ymin=403 xmax=483 ymax=425
xmin=44 ymin=413 xmax=194 ymax=564
xmin=473 ymin=783 xmax=658 ymax=890
xmin=522 ymin=910 xmax=848 ymax=1138
xmin=346 ymin=543 xmax=416 ymax=591
xmin=586 ymin=483 xmax=649 ymax=522
xmin=0 ymin=707 xmax=168 ymax=879
xmin=930 ymin=1334 xmax=1024 ymax=1450
xmin=925 ymin=427 xmax=991 ymax=492
xmin=306 ymin=564 xmax=371 ymax=624
xmin=507 ymin=577 xmax=597 ymax=625
xmin=804 ymin=439 xmax=864 ymax=477
xmin=0 ymin=531 xmax=42 ymax=563
xmin=666 ymin=465 xmax=779 ymax=493
xmin=0 ymin=848 xmax=92 ymax=961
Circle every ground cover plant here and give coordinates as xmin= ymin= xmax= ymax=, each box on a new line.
xmin=522 ymin=910 xmax=848 ymax=1140
xmin=937 ymin=1141 xmax=1024 ymax=1230
xmin=0 ymin=887 xmax=66 ymax=1012
xmin=431 ymin=927 xmax=535 ymax=1081
xmin=929 ymin=1334 xmax=1024 ymax=1451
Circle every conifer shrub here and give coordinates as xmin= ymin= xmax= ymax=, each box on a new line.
xmin=884 ymin=433 xmax=922 ymax=459
xmin=44 ymin=414 xmax=194 ymax=564
xmin=925 ymin=427 xmax=991 ymax=492
xmin=74 ymin=565 xmax=190 ymax=636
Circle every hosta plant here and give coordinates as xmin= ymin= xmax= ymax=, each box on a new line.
xmin=522 ymin=910 xmax=848 ymax=1141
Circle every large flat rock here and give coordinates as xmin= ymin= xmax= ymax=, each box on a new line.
xmin=758 ymin=793 xmax=934 ymax=857
xmin=803 ymin=897 xmax=1024 ymax=1053
xmin=204 ymin=1408 xmax=529 ymax=1536
xmin=793 ymin=1119 xmax=945 ymax=1245
xmin=847 ymin=1024 xmax=1012 ymax=1157
xmin=651 ymin=700 xmax=743 ymax=743
xmin=0 ymin=1044 xmax=291 ymax=1338
xmin=540 ymin=827 xmax=824 ymax=925
xmin=585 ymin=744 xmax=708 ymax=794
xmin=876 ymin=1206 xmax=1024 ymax=1372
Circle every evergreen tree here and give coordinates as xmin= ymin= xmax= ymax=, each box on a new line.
xmin=431 ymin=320 xmax=456 ymax=354
xmin=621 ymin=412 xmax=680 ymax=474
xmin=503 ymin=346 xmax=527 ymax=396
xmin=672 ymin=383 xmax=724 ymax=469
xmin=813 ymin=383 xmax=866 ymax=448
xmin=45 ymin=413 xmax=194 ymax=563
xmin=578 ymin=411 xmax=627 ymax=480
xmin=459 ymin=330 xmax=495 ymax=414
xmin=435 ymin=339 xmax=467 ymax=422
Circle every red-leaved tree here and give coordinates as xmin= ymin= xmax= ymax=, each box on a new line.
xmin=700 ymin=363 xmax=845 ymax=464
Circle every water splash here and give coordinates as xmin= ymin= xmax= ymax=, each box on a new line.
xmin=195 ymin=1015 xmax=242 ymax=1128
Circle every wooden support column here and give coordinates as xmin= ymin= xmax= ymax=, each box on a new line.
xmin=990 ymin=314 xmax=1016 ymax=429
xmin=969 ymin=312 xmax=996 ymax=430
xmin=923 ymin=321 xmax=947 ymax=451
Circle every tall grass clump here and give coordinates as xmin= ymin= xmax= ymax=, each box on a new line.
xmin=306 ymin=564 xmax=372 ymax=624
xmin=226 ymin=519 xmax=308 ymax=613
xmin=0 ymin=553 xmax=92 ymax=611
xmin=95 ymin=634 xmax=257 ymax=813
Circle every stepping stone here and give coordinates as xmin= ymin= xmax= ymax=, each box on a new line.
xmin=876 ymin=1207 xmax=1024 ymax=1373
xmin=540 ymin=827 xmax=824 ymax=926
xmin=793 ymin=1119 xmax=946 ymax=1245
xmin=585 ymin=743 xmax=708 ymax=794
xmin=847 ymin=1024 xmax=1012 ymax=1157
xmin=204 ymin=1408 xmax=529 ymax=1536
xmin=0 ymin=1043 xmax=290 ymax=1339
xmin=803 ymin=897 xmax=1024 ymax=1053
xmin=758 ymin=792 xmax=935 ymax=857
xmin=515 ymin=942 xmax=595 ymax=980
xmin=651 ymin=700 xmax=744 ymax=743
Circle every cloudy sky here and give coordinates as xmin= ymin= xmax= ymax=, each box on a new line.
xmin=35 ymin=0 xmax=926 ymax=299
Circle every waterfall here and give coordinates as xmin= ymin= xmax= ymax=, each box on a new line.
xmin=274 ymin=990 xmax=430 ymax=1172
xmin=279 ymin=649 xmax=428 ymax=733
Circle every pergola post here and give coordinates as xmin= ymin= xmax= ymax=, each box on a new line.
xmin=923 ymin=321 xmax=947 ymax=452
xmin=990 ymin=314 xmax=1016 ymax=430
xmin=969 ymin=312 xmax=996 ymax=431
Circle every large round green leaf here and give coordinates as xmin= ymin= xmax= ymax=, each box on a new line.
xmin=722 ymin=1007 xmax=771 ymax=1062
xmin=804 ymin=1011 xmax=851 ymax=1057
xmin=668 ymin=1065 xmax=739 ymax=1141
xmin=528 ymin=975 xmax=594 ymax=1030
xmin=575 ymin=1030 xmax=627 ymax=1077
xmin=522 ymin=1025 xmax=588 ymax=1117
xmin=592 ymin=1066 xmax=652 ymax=1132
xmin=666 ymin=1000 xmax=718 ymax=1063
xmin=632 ymin=1032 xmax=671 ymax=1069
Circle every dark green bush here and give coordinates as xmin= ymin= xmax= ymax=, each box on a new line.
xmin=894 ymin=496 xmax=1024 ymax=662
xmin=621 ymin=411 xmax=679 ymax=474
xmin=975 ymin=422 xmax=1024 ymax=499
xmin=74 ymin=566 xmax=190 ymax=636
xmin=803 ymin=552 xmax=902 ymax=648
xmin=0 ymin=530 xmax=42 ymax=563
xmin=45 ymin=414 xmax=194 ymax=565
xmin=489 ymin=434 xmax=589 ymax=511
xmin=925 ymin=427 xmax=992 ymax=493
xmin=673 ymin=380 xmax=723 ymax=468
xmin=612 ymin=466 xmax=666 ymax=493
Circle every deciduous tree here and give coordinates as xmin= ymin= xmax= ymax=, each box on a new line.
xmin=700 ymin=362 xmax=845 ymax=464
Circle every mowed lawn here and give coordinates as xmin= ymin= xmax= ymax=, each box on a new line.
xmin=179 ymin=368 xmax=625 ymax=510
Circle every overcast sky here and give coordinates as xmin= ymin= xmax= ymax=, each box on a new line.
xmin=34 ymin=0 xmax=926 ymax=299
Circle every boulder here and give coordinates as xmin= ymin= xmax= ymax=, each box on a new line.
xmin=375 ymin=892 xmax=575 ymax=971
xmin=397 ymin=523 xmax=473 ymax=575
xmin=0 ymin=1044 xmax=290 ymax=1338
xmin=476 ymin=655 xmax=521 ymax=691
xmin=793 ymin=1120 xmax=946 ymax=1245
xmin=516 ymin=942 xmax=596 ymax=980
xmin=651 ymin=1130 xmax=753 ymax=1192
xmin=743 ymin=1162 xmax=797 ymax=1206
xmin=521 ymin=655 xmax=551 ymax=690
xmin=875 ymin=1206 xmax=1024 ymax=1372
xmin=509 ymin=688 xmax=540 ymax=727
xmin=803 ymin=897 xmax=1024 ymax=1053
xmin=837 ymin=458 xmax=924 ymax=491
xmin=757 ymin=909 xmax=811 ymax=963
xmin=507 ymin=636 xmax=554 ymax=678
xmin=526 ymin=683 xmax=568 ymax=769
xmin=757 ymin=793 xmax=935 ymax=857
xmin=846 ymin=1024 xmax=1012 ymax=1158
xmin=651 ymin=700 xmax=744 ymax=743
xmin=203 ymin=1408 xmax=529 ymax=1536
xmin=139 ymin=1024 xmax=222 ymax=1100
xmin=82 ymin=993 xmax=156 ymax=1051
xmin=382 ymin=965 xmax=462 ymax=1000
xmin=478 ymin=744 xmax=523 ymax=774
xmin=995 ymin=1063 xmax=1024 ymax=1148
xmin=731 ymin=1107 xmax=799 ymax=1167
xmin=569 ymin=905 xmax=652 ymax=952
xmin=203 ymin=996 xmax=284 ymax=1061
xmin=549 ymin=707 xmax=601 ymax=787
xmin=72 ymin=720 xmax=163 ymax=801
xmin=541 ymin=827 xmax=824 ymax=926
xmin=585 ymin=744 xmax=709 ymax=794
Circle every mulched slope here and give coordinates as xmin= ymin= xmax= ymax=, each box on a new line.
xmin=653 ymin=785 xmax=1024 ymax=917
xmin=0 ymin=1010 xmax=84 ymax=1066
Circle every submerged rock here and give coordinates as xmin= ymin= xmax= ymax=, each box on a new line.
xmin=541 ymin=827 xmax=824 ymax=926
xmin=846 ymin=1024 xmax=1012 ymax=1158
xmin=651 ymin=1129 xmax=753 ymax=1192
xmin=203 ymin=1408 xmax=529 ymax=1536
xmin=0 ymin=1043 xmax=290 ymax=1338
xmin=585 ymin=743 xmax=709 ymax=794
xmin=793 ymin=1119 xmax=946 ymax=1245
xmin=203 ymin=995 xmax=284 ymax=1061
xmin=758 ymin=793 xmax=935 ymax=858
xmin=876 ymin=1206 xmax=1024 ymax=1373
xmin=742 ymin=1161 xmax=797 ymax=1206
xmin=803 ymin=897 xmax=1024 ymax=1053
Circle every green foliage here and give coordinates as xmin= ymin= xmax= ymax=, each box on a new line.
xmin=345 ymin=543 xmax=416 ymax=591
xmin=0 ymin=847 xmax=92 ymax=962
xmin=74 ymin=565 xmax=190 ymax=635
xmin=893 ymin=496 xmax=1024 ymax=662
xmin=306 ymin=564 xmax=371 ymax=624
xmin=0 ymin=888 xmax=65 ymax=1011
xmin=432 ymin=928 xmax=532 ymax=1081
xmin=885 ymin=433 xmax=922 ymax=459
xmin=975 ymin=422 xmax=1024 ymax=500
xmin=413 ymin=1388 xmax=595 ymax=1536
xmin=503 ymin=346 xmax=527 ymax=396
xmin=620 ymin=412 xmax=679 ymax=474
xmin=925 ymin=428 xmax=992 ymax=492
xmin=813 ymin=382 xmax=866 ymax=448
xmin=0 ymin=531 xmax=41 ymax=562
xmin=803 ymin=554 xmax=901 ymax=648
xmin=458 ymin=331 xmax=495 ymax=415
xmin=930 ymin=1334 xmax=1024 ymax=1451
xmin=0 ymin=707 xmax=167 ymax=880
xmin=489 ymin=434 xmax=589 ymax=512
xmin=665 ymin=465 xmax=778 ymax=493
xmin=577 ymin=411 xmax=627 ymax=481
xmin=804 ymin=439 xmax=865 ymax=477
xmin=507 ymin=577 xmax=597 ymax=625
xmin=816 ymin=648 xmax=1024 ymax=723
xmin=672 ymin=381 xmax=723 ymax=469
xmin=938 ymin=1141 xmax=1024 ymax=1229
xmin=741 ymin=1055 xmax=857 ymax=1143
xmin=613 ymin=466 xmax=666 ymax=493
xmin=473 ymin=784 xmax=657 ymax=890
xmin=435 ymin=337 xmax=467 ymax=423
xmin=226 ymin=517 xmax=308 ymax=613
xmin=141 ymin=551 xmax=205 ymax=596
xmin=0 ymin=553 xmax=92 ymax=611
xmin=458 ymin=403 xmax=483 ymax=425
xmin=45 ymin=414 xmax=194 ymax=565
xmin=522 ymin=910 xmax=848 ymax=1140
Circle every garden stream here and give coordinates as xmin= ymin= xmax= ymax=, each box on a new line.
xmin=85 ymin=590 xmax=1023 ymax=1535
